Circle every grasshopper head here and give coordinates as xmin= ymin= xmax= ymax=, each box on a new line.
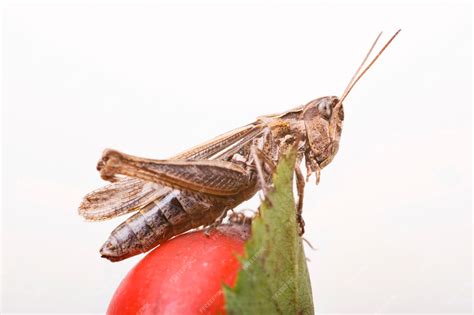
xmin=302 ymin=30 xmax=400 ymax=181
xmin=302 ymin=96 xmax=344 ymax=169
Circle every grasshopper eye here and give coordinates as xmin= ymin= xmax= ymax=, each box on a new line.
xmin=318 ymin=102 xmax=332 ymax=119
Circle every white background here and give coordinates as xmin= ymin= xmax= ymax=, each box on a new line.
xmin=1 ymin=1 xmax=472 ymax=313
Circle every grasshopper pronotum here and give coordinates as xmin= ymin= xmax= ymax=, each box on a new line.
xmin=79 ymin=30 xmax=400 ymax=262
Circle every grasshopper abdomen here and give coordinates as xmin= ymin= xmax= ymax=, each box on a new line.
xmin=99 ymin=190 xmax=239 ymax=261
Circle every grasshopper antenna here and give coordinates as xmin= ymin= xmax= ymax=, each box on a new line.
xmin=336 ymin=29 xmax=401 ymax=107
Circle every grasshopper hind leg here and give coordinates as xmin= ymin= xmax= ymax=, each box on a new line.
xmin=204 ymin=207 xmax=230 ymax=236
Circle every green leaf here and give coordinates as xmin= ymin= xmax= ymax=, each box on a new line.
xmin=224 ymin=149 xmax=314 ymax=314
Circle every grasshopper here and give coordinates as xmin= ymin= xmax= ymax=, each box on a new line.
xmin=79 ymin=31 xmax=400 ymax=262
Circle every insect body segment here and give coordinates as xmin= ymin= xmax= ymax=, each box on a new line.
xmin=100 ymin=191 xmax=234 ymax=262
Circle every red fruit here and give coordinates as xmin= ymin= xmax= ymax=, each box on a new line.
xmin=107 ymin=223 xmax=250 ymax=315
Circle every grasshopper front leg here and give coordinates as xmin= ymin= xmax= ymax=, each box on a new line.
xmin=294 ymin=165 xmax=306 ymax=235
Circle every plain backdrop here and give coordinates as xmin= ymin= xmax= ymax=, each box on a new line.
xmin=1 ymin=1 xmax=472 ymax=313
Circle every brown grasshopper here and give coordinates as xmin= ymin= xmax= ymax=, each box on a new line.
xmin=79 ymin=31 xmax=400 ymax=262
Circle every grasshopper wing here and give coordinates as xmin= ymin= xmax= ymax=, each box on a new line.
xmin=172 ymin=123 xmax=264 ymax=160
xmin=78 ymin=178 xmax=170 ymax=221
xmin=79 ymin=123 xmax=264 ymax=219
